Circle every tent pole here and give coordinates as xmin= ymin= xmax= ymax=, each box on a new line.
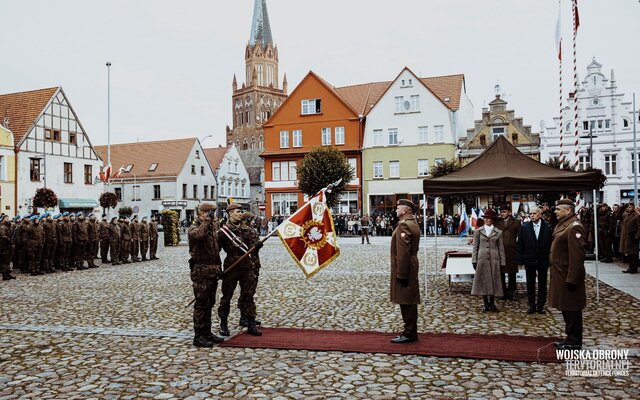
xmin=434 ymin=196 xmax=439 ymax=278
xmin=423 ymin=194 xmax=428 ymax=304
xmin=592 ymin=189 xmax=600 ymax=303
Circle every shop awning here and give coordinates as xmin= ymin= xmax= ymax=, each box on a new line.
xmin=59 ymin=198 xmax=99 ymax=209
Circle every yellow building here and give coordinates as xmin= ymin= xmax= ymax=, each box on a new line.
xmin=458 ymin=94 xmax=540 ymax=210
xmin=0 ymin=125 xmax=16 ymax=216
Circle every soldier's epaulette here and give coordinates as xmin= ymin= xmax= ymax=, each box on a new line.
xmin=572 ymin=221 xmax=581 ymax=226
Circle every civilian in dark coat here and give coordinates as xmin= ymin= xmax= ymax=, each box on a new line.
xmin=517 ymin=207 xmax=552 ymax=314
xmin=495 ymin=206 xmax=521 ymax=300
xmin=619 ymin=203 xmax=640 ymax=274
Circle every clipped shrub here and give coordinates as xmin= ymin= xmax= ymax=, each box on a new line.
xmin=162 ymin=209 xmax=180 ymax=246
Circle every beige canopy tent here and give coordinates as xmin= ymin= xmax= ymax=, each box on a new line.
xmin=421 ymin=135 xmax=602 ymax=301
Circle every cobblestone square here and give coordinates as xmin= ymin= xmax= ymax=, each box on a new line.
xmin=1 ymin=237 xmax=638 ymax=399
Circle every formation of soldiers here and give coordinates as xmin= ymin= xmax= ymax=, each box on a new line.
xmin=0 ymin=212 xmax=160 ymax=280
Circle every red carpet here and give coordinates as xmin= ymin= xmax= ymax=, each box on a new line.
xmin=220 ymin=328 xmax=561 ymax=363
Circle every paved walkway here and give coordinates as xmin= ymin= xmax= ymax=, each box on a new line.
xmin=585 ymin=259 xmax=640 ymax=300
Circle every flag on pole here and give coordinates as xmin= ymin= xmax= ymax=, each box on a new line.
xmin=276 ymin=188 xmax=340 ymax=278
xmin=555 ymin=0 xmax=563 ymax=61
xmin=471 ymin=208 xmax=478 ymax=228
xmin=458 ymin=203 xmax=470 ymax=237
xmin=573 ymin=0 xmax=580 ymax=32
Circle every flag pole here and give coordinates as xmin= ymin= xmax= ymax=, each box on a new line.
xmin=423 ymin=194 xmax=428 ymax=304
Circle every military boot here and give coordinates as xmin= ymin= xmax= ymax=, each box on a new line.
xmin=247 ymin=317 xmax=262 ymax=336
xmin=192 ymin=334 xmax=214 ymax=348
xmin=219 ymin=318 xmax=230 ymax=337
xmin=2 ymin=272 xmax=16 ymax=280
xmin=239 ymin=315 xmax=261 ymax=327
xmin=206 ymin=332 xmax=224 ymax=344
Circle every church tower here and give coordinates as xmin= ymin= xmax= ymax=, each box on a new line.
xmin=227 ymin=0 xmax=287 ymax=151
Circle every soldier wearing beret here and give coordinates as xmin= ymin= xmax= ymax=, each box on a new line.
xmin=0 ymin=215 xmax=16 ymax=280
xmin=16 ymin=215 xmax=31 ymax=273
xmin=60 ymin=213 xmax=74 ymax=271
xmin=550 ymin=199 xmax=587 ymax=350
xmin=188 ymin=202 xmax=224 ymax=347
xmin=73 ymin=213 xmax=89 ymax=270
xmin=217 ymin=203 xmax=263 ymax=337
xmin=27 ymin=215 xmax=45 ymax=276
xmin=390 ymin=199 xmax=421 ymax=344
xmin=42 ymin=213 xmax=58 ymax=273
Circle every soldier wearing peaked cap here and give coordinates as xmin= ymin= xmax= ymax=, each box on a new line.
xmin=149 ymin=215 xmax=160 ymax=260
xmin=99 ymin=215 xmax=110 ymax=263
xmin=140 ymin=216 xmax=150 ymax=261
xmin=109 ymin=217 xmax=121 ymax=265
xmin=73 ymin=212 xmax=89 ymax=270
xmin=390 ymin=199 xmax=421 ymax=344
xmin=550 ymin=198 xmax=587 ymax=350
xmin=131 ymin=215 xmax=141 ymax=262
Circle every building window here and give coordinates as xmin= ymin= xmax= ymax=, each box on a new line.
xmin=259 ymin=135 xmax=264 ymax=148
xmin=332 ymin=191 xmax=358 ymax=214
xmin=182 ymin=184 xmax=187 ymax=199
xmin=410 ymin=95 xmax=420 ymax=111
xmin=154 ymin=185 xmax=161 ymax=199
xmin=115 ymin=187 xmax=122 ymax=201
xmin=241 ymin=183 xmax=246 ymax=197
xmin=623 ymin=118 xmax=630 ymax=129
xmin=45 ymin=128 xmax=52 ymax=140
xmin=578 ymin=155 xmax=591 ymax=171
xmin=389 ymin=161 xmax=400 ymax=178
xmin=565 ymin=122 xmax=572 ymax=132
xmin=193 ymin=185 xmax=198 ymax=199
xmin=418 ymin=126 xmax=428 ymax=144
xmin=271 ymin=193 xmax=298 ymax=216
xmin=272 ymin=162 xmax=281 ymax=181
xmin=234 ymin=182 xmax=239 ymax=197
xmin=63 ymin=163 xmax=73 ymax=183
xmin=69 ymin=132 xmax=77 ymax=145
xmin=604 ymin=154 xmax=617 ymax=175
xmin=201 ymin=166 xmax=205 ymax=175
xmin=251 ymin=136 xmax=256 ymax=149
xmin=281 ymin=162 xmax=289 ymax=181
xmin=388 ymin=128 xmax=398 ymax=145
xmin=53 ymin=130 xmax=61 ymax=141
xmin=125 ymin=164 xmax=134 ymax=172
xmin=373 ymin=129 xmax=383 ymax=146
xmin=243 ymin=138 xmax=248 ymax=150
xmin=289 ymin=161 xmax=297 ymax=181
xmin=511 ymin=133 xmax=518 ymax=144
xmin=227 ymin=181 xmax=232 ymax=197
xmin=490 ymin=126 xmax=504 ymax=141
xmin=605 ymin=119 xmax=611 ymax=129
xmin=292 ymin=130 xmax=302 ymax=147
xmin=203 ymin=185 xmax=208 ymax=199
xmin=583 ymin=121 xmax=589 ymax=131
xmin=632 ymin=153 xmax=640 ymax=174
xmin=301 ymin=99 xmax=321 ymax=115
xmin=0 ymin=156 xmax=3 ymax=181
xmin=395 ymin=96 xmax=404 ymax=113
xmin=418 ymin=159 xmax=429 ymax=176
xmin=335 ymin=127 xmax=345 ymax=145
xmin=322 ymin=128 xmax=332 ymax=146
xmin=373 ymin=161 xmax=383 ymax=179
xmin=132 ymin=185 xmax=140 ymax=201
xmin=195 ymin=150 xmax=200 ymax=159
xmin=280 ymin=130 xmax=289 ymax=148
xmin=479 ymin=135 xmax=487 ymax=146
xmin=149 ymin=163 xmax=158 ymax=171
xmin=30 ymin=158 xmax=41 ymax=181
xmin=84 ymin=165 xmax=93 ymax=184
xmin=435 ymin=125 xmax=445 ymax=142
xmin=348 ymin=158 xmax=357 ymax=178
xmin=191 ymin=165 xmax=195 ymax=174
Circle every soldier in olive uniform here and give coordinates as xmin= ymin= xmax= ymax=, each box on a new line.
xmin=16 ymin=215 xmax=31 ymax=273
xmin=109 ymin=217 xmax=121 ymax=265
xmin=74 ymin=212 xmax=89 ymax=270
xmin=54 ymin=214 xmax=64 ymax=270
xmin=130 ymin=216 xmax=141 ymax=262
xmin=238 ymin=211 xmax=262 ymax=328
xmin=217 ymin=204 xmax=263 ymax=337
xmin=28 ymin=215 xmax=45 ymax=275
xmin=188 ymin=202 xmax=224 ymax=347
xmin=99 ymin=215 xmax=110 ymax=263
xmin=92 ymin=215 xmax=100 ymax=261
xmin=42 ymin=213 xmax=58 ymax=273
xmin=149 ymin=216 xmax=159 ymax=260
xmin=389 ymin=199 xmax=421 ymax=344
xmin=495 ymin=206 xmax=521 ymax=300
xmin=1 ymin=215 xmax=16 ymax=280
xmin=11 ymin=215 xmax=24 ymax=273
xmin=120 ymin=218 xmax=132 ymax=263
xmin=597 ymin=204 xmax=614 ymax=263
xmin=550 ymin=199 xmax=587 ymax=350
xmin=140 ymin=217 xmax=150 ymax=261
xmin=60 ymin=212 xmax=74 ymax=271
xmin=86 ymin=215 xmax=98 ymax=268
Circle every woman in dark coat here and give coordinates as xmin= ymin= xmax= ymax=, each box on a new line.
xmin=471 ymin=209 xmax=506 ymax=311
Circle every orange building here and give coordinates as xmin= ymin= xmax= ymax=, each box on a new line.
xmin=262 ymin=71 xmax=383 ymax=218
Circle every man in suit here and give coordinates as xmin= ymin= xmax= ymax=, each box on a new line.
xmin=517 ymin=207 xmax=552 ymax=314
xmin=389 ymin=199 xmax=421 ymax=344
xmin=549 ymin=199 xmax=587 ymax=350
xmin=495 ymin=205 xmax=521 ymax=300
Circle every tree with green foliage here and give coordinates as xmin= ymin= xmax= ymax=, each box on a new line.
xmin=99 ymin=192 xmax=118 ymax=213
xmin=161 ymin=209 xmax=180 ymax=246
xmin=118 ymin=206 xmax=133 ymax=218
xmin=297 ymin=147 xmax=354 ymax=208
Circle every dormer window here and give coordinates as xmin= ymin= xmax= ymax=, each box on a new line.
xmin=195 ymin=150 xmax=200 ymax=159
xmin=301 ymin=99 xmax=321 ymax=115
xmin=149 ymin=163 xmax=158 ymax=171
xmin=125 ymin=164 xmax=133 ymax=172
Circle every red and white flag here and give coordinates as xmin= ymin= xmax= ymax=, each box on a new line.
xmin=276 ymin=189 xmax=340 ymax=278
xmin=555 ymin=0 xmax=562 ymax=61
xmin=471 ymin=208 xmax=478 ymax=228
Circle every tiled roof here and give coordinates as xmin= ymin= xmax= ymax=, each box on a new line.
xmin=0 ymin=87 xmax=58 ymax=146
xmin=204 ymin=147 xmax=228 ymax=171
xmin=333 ymin=73 xmax=465 ymax=114
xmin=94 ymin=138 xmax=197 ymax=179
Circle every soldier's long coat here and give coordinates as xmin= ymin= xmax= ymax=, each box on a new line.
xmin=390 ymin=216 xmax=421 ymax=305
xmin=495 ymin=216 xmax=521 ymax=274
xmin=618 ymin=211 xmax=640 ymax=256
xmin=549 ymin=214 xmax=586 ymax=311
xmin=471 ymin=225 xmax=505 ymax=296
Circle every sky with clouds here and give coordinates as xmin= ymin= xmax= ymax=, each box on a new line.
xmin=1 ymin=0 xmax=638 ymax=147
